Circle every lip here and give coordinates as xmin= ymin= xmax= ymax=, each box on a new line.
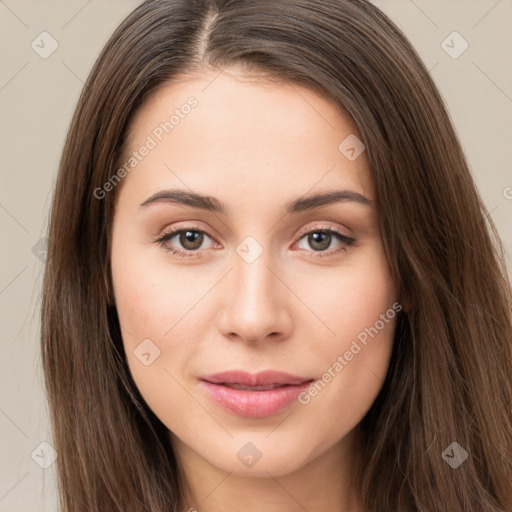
xmin=199 ymin=370 xmax=314 ymax=418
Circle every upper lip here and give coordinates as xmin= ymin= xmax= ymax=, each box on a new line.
xmin=200 ymin=370 xmax=312 ymax=387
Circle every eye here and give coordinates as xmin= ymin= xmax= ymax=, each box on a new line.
xmin=293 ymin=224 xmax=357 ymax=258
xmin=155 ymin=226 xmax=218 ymax=258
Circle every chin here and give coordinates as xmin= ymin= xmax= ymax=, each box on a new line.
xmin=197 ymin=436 xmax=314 ymax=478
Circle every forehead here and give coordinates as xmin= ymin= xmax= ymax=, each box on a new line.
xmin=119 ymin=68 xmax=375 ymax=208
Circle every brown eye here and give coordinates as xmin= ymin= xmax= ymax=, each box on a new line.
xmin=294 ymin=227 xmax=357 ymax=258
xmin=179 ymin=230 xmax=204 ymax=250
xmin=156 ymin=226 xmax=216 ymax=256
xmin=307 ymin=232 xmax=332 ymax=251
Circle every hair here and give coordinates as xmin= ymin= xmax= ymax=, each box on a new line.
xmin=41 ymin=0 xmax=512 ymax=510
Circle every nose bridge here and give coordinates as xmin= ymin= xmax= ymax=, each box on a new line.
xmin=217 ymin=235 xmax=290 ymax=342
xmin=232 ymin=238 xmax=279 ymax=315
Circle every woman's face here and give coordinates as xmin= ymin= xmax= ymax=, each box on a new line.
xmin=111 ymin=67 xmax=399 ymax=478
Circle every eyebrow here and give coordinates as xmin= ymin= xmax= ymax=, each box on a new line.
xmin=139 ymin=188 xmax=374 ymax=214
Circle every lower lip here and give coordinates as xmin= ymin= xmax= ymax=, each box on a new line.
xmin=200 ymin=381 xmax=312 ymax=418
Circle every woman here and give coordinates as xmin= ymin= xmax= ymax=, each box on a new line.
xmin=41 ymin=0 xmax=512 ymax=510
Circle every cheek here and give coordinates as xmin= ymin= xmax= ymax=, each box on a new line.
xmin=294 ymin=245 xmax=398 ymax=420
xmin=111 ymin=242 xmax=213 ymax=417
xmin=111 ymin=242 xmax=206 ymax=343
xmin=111 ymin=264 xmax=191 ymax=426
xmin=297 ymin=242 xmax=397 ymax=346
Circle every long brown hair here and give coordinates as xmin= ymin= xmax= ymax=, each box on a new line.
xmin=41 ymin=0 xmax=512 ymax=510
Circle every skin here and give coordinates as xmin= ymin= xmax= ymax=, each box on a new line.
xmin=110 ymin=67 xmax=399 ymax=512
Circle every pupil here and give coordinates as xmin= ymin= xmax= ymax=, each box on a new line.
xmin=310 ymin=232 xmax=330 ymax=251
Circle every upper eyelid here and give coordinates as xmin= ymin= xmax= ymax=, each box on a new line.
xmin=295 ymin=223 xmax=346 ymax=238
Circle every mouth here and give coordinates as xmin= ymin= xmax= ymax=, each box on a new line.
xmin=199 ymin=370 xmax=314 ymax=418
xmin=219 ymin=383 xmax=292 ymax=391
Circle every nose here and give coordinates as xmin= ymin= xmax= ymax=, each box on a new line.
xmin=216 ymin=246 xmax=293 ymax=344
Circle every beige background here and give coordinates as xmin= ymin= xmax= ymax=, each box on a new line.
xmin=0 ymin=1 xmax=511 ymax=510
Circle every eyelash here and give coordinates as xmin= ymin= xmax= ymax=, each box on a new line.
xmin=154 ymin=224 xmax=357 ymax=259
